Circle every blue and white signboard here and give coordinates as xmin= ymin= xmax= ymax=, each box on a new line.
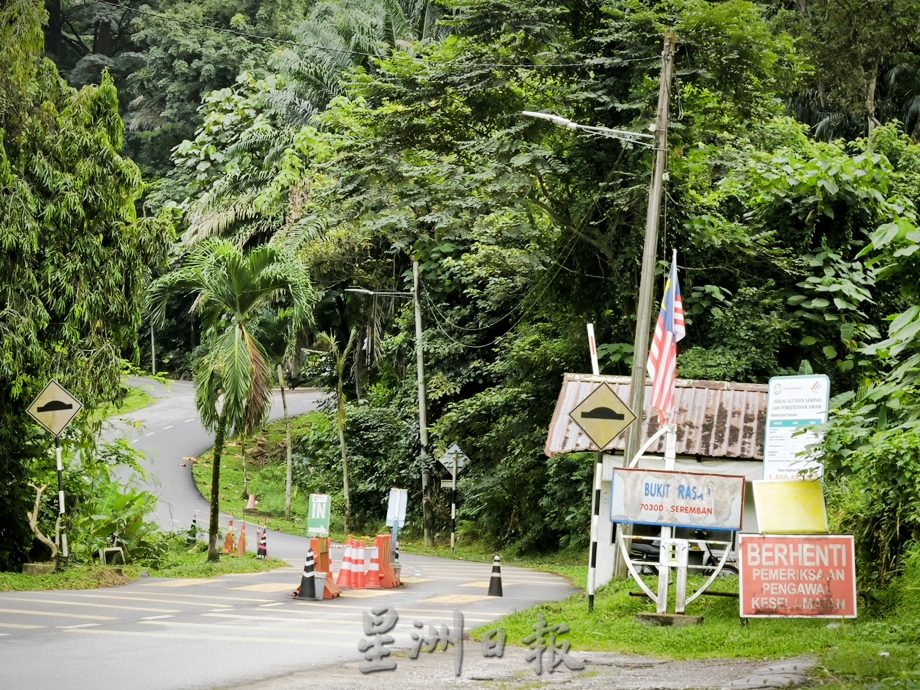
xmin=611 ymin=468 xmax=745 ymax=531
xmin=763 ymin=375 xmax=830 ymax=480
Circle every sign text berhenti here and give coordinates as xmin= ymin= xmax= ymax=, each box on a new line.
xmin=610 ymin=468 xmax=744 ymax=531
xmin=739 ymin=534 xmax=856 ymax=618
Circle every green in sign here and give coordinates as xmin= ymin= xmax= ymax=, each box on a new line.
xmin=307 ymin=493 xmax=331 ymax=537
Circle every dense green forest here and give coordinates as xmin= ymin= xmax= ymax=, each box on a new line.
xmin=2 ymin=0 xmax=919 ymax=586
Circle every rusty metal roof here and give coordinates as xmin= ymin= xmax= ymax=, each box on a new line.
xmin=544 ymin=373 xmax=768 ymax=460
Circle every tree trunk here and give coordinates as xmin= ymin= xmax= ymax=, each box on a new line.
xmin=44 ymin=0 xmax=64 ymax=60
xmin=207 ymin=413 xmax=228 ymax=562
xmin=337 ymin=363 xmax=350 ymax=534
xmin=240 ymin=434 xmax=249 ymax=499
xmin=865 ymin=66 xmax=879 ymax=135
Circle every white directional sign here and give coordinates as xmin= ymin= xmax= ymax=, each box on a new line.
xmin=438 ymin=443 xmax=469 ymax=476
xmin=763 ymin=375 xmax=830 ymax=480
xmin=307 ymin=493 xmax=331 ymax=537
xmin=27 ymin=380 xmax=83 ymax=437
xmin=386 ymin=488 xmax=408 ymax=528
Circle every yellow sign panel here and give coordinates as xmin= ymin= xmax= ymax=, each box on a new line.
xmin=26 ymin=380 xmax=83 ymax=437
xmin=569 ymin=383 xmax=636 ymax=450
xmin=752 ymin=480 xmax=828 ymax=534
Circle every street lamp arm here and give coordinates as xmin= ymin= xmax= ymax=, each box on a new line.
xmin=344 ymin=287 xmax=412 ymax=298
xmin=521 ymin=110 xmax=655 ymax=146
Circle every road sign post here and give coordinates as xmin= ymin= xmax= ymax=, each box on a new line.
xmin=386 ymin=488 xmax=408 ymax=561
xmin=307 ymin=494 xmax=331 ymax=537
xmin=438 ymin=445 xmax=469 ymax=550
xmin=26 ymin=380 xmax=83 ymax=568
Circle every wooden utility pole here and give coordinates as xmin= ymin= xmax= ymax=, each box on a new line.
xmin=615 ymin=31 xmax=677 ymax=579
xmin=413 ymin=260 xmax=433 ymax=546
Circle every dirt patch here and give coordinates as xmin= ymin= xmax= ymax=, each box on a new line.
xmin=228 ymin=648 xmax=817 ymax=689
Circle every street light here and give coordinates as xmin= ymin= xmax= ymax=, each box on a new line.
xmin=522 ymin=34 xmax=677 ymax=590
xmin=521 ymin=111 xmax=655 ymax=147
xmin=343 ymin=261 xmax=434 ymax=547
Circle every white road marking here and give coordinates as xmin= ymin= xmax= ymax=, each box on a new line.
xmin=145 ymin=432 xmax=155 ymax=437
xmin=259 ymin=602 xmax=284 ymax=607
xmin=140 ymin=615 xmax=174 ymax=621
xmin=124 ymin=591 xmax=271 ymax=603
xmin=184 ymin=418 xmax=195 ymax=423
xmin=56 ymin=623 xmax=99 ymax=630
xmin=67 ymin=627 xmax=343 ymax=645
xmin=8 ymin=597 xmax=179 ymax=614
xmin=68 ymin=593 xmax=232 ymax=609
xmin=131 ymin=438 xmax=139 ymax=443
xmin=0 ymin=622 xmax=44 ymax=630
xmin=0 ymin=608 xmax=114 ymax=621
xmin=163 ymin=425 xmax=174 ymax=430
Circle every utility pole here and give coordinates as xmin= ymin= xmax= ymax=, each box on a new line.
xmin=150 ymin=325 xmax=156 ymax=375
xmin=413 ymin=260 xmax=433 ymax=546
xmin=615 ymin=32 xmax=677 ymax=579
xmin=278 ymin=364 xmax=293 ymax=520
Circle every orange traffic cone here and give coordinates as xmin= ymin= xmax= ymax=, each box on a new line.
xmin=222 ymin=519 xmax=236 ymax=555
xmin=365 ymin=543 xmax=381 ymax=589
xmin=336 ymin=540 xmax=354 ymax=588
xmin=352 ymin=540 xmax=368 ymax=589
xmin=236 ymin=522 xmax=247 ymax=556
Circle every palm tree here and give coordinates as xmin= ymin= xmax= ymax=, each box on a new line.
xmin=148 ymin=239 xmax=319 ymax=561
xmin=314 ymin=329 xmax=358 ymax=533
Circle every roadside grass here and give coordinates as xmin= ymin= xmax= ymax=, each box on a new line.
xmin=191 ymin=412 xmax=355 ymax=541
xmin=0 ymin=543 xmax=284 ymax=591
xmin=471 ymin=571 xmax=920 ymax=687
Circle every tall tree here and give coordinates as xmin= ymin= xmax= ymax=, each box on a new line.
xmin=147 ymin=240 xmax=319 ymax=560
xmin=1 ymin=0 xmax=170 ymax=570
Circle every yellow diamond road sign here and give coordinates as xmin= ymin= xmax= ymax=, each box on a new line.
xmin=27 ymin=380 xmax=83 ymax=437
xmin=569 ymin=383 xmax=636 ymax=449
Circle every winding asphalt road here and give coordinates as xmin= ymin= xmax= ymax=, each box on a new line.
xmin=0 ymin=380 xmax=577 ymax=689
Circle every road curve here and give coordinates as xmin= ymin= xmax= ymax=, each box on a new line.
xmin=105 ymin=377 xmax=328 ymax=561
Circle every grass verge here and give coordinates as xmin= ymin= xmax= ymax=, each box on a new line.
xmin=0 ymin=544 xmax=286 ymax=591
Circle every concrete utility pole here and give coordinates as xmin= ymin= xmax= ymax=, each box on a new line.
xmin=616 ymin=32 xmax=677 ymax=579
xmin=278 ymin=364 xmax=293 ymax=520
xmin=413 ymin=260 xmax=433 ymax=546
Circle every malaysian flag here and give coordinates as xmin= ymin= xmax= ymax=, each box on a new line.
xmin=647 ymin=251 xmax=686 ymax=424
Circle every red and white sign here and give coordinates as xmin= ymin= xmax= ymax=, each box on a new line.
xmin=739 ymin=534 xmax=857 ymax=618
